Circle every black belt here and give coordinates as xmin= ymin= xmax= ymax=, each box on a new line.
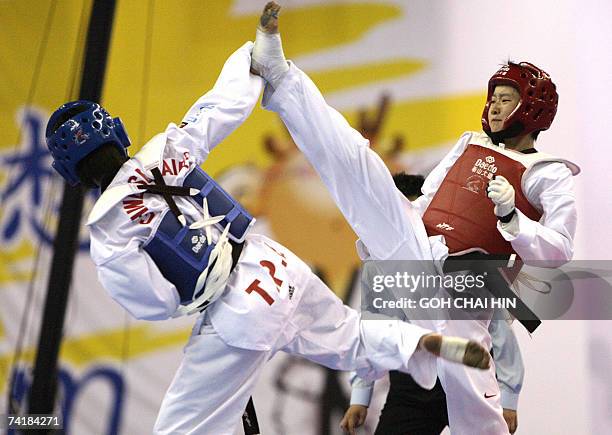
xmin=442 ymin=252 xmax=541 ymax=333
xmin=232 ymin=240 xmax=259 ymax=434
xmin=242 ymin=396 xmax=260 ymax=434
xmin=230 ymin=239 xmax=244 ymax=273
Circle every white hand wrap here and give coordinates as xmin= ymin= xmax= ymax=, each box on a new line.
xmin=439 ymin=336 xmax=469 ymax=363
xmin=252 ymin=28 xmax=289 ymax=90
xmin=487 ymin=175 xmax=515 ymax=217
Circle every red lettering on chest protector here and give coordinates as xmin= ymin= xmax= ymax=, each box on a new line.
xmin=122 ymin=152 xmax=191 ymax=224
xmin=122 ymin=193 xmax=155 ymax=224
xmin=161 ymin=152 xmax=191 ymax=176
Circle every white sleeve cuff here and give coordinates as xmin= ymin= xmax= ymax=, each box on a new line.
xmin=497 ymin=209 xmax=536 ymax=247
xmin=350 ymin=384 xmax=374 ymax=407
xmin=262 ymin=61 xmax=297 ymax=108
xmin=500 ymin=387 xmax=520 ymax=410
xmin=349 ymin=374 xmax=374 ymax=406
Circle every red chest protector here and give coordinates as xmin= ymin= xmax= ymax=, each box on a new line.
xmin=422 ymin=143 xmax=541 ymax=256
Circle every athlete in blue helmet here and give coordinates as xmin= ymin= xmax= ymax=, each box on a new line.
xmin=46 ymin=39 xmax=490 ymax=435
xmin=46 ymin=100 xmax=131 ymax=188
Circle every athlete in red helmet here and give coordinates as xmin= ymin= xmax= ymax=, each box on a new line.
xmin=251 ymin=3 xmax=579 ymax=434
xmin=482 ymin=62 xmax=558 ymax=144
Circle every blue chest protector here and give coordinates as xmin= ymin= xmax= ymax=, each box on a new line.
xmin=143 ymin=165 xmax=254 ymax=305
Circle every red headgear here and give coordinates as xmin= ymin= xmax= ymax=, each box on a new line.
xmin=481 ymin=62 xmax=558 ymax=139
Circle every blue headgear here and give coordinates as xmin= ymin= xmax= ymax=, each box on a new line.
xmin=45 ymin=100 xmax=131 ymax=186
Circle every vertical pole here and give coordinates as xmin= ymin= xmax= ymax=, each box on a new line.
xmin=25 ymin=1 xmax=117 ymax=432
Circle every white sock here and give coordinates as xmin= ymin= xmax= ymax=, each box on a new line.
xmin=439 ymin=336 xmax=469 ymax=363
xmin=252 ymin=28 xmax=289 ymax=89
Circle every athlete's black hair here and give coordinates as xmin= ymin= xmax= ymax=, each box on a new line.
xmin=76 ymin=143 xmax=128 ymax=190
xmin=392 ymin=172 xmax=425 ymax=199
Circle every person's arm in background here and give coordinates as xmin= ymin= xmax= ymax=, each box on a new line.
xmin=489 ymin=313 xmax=524 ymax=434
xmin=340 ymin=375 xmax=372 ymax=435
xmin=341 ymin=316 xmax=524 ymax=434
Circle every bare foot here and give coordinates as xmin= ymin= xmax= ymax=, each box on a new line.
xmin=462 ymin=340 xmax=491 ymax=369
xmin=419 ymin=333 xmax=491 ymax=370
xmin=419 ymin=333 xmax=442 ymax=355
xmin=252 ymin=1 xmax=288 ymax=87
xmin=259 ymin=1 xmax=281 ymax=33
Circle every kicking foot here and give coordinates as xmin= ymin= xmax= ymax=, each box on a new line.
xmin=251 ymin=1 xmax=289 ymax=89
xmin=461 ymin=340 xmax=491 ymax=369
xmin=259 ymin=1 xmax=280 ymax=33
xmin=420 ymin=333 xmax=491 ymax=370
